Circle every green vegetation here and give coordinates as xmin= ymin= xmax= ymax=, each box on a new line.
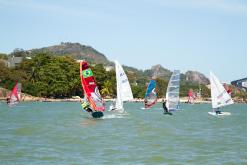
xmin=0 ymin=53 xmax=8 ymax=60
xmin=0 ymin=52 xmax=80 ymax=98
xmin=233 ymin=91 xmax=247 ymax=100
xmin=180 ymin=82 xmax=210 ymax=98
xmin=0 ymin=51 xmax=213 ymax=99
xmin=0 ymin=60 xmax=26 ymax=90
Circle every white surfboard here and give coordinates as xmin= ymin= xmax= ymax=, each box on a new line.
xmin=208 ymin=111 xmax=231 ymax=116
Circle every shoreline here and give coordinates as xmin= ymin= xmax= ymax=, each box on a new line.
xmin=0 ymin=90 xmax=247 ymax=104
xmin=0 ymin=95 xmax=208 ymax=103
xmin=1 ymin=95 xmax=246 ymax=104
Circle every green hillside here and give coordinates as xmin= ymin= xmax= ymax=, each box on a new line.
xmin=0 ymin=42 xmax=214 ymax=99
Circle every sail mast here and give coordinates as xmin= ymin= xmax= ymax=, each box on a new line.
xmin=115 ymin=60 xmax=123 ymax=110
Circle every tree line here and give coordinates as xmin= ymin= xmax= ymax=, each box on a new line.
xmin=0 ymin=51 xmax=213 ymax=99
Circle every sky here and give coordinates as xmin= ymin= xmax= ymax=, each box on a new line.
xmin=0 ymin=0 xmax=247 ymax=83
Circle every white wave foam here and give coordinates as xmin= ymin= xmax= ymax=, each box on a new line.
xmin=102 ymin=114 xmax=126 ymax=119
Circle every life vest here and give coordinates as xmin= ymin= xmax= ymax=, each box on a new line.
xmin=81 ymin=102 xmax=89 ymax=109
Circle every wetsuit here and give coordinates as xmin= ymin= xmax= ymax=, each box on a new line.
xmin=163 ymin=101 xmax=172 ymax=115
xmin=215 ymin=110 xmax=222 ymax=114
xmin=144 ymin=99 xmax=148 ymax=107
xmin=81 ymin=101 xmax=93 ymax=113
xmin=109 ymin=104 xmax=116 ymax=111
xmin=6 ymin=98 xmax=10 ymax=105
xmin=81 ymin=100 xmax=103 ymax=118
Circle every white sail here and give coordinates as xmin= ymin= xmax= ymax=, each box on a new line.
xmin=210 ymin=71 xmax=234 ymax=109
xmin=165 ymin=70 xmax=180 ymax=111
xmin=114 ymin=60 xmax=133 ymax=112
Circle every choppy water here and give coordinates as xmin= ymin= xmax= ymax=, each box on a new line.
xmin=0 ymin=101 xmax=247 ymax=165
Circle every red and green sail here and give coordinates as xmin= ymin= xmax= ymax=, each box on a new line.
xmin=80 ymin=61 xmax=105 ymax=112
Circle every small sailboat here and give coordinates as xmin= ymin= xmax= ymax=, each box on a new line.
xmin=7 ymin=82 xmax=22 ymax=106
xmin=79 ymin=61 xmax=105 ymax=118
xmin=208 ymin=71 xmax=233 ymax=116
xmin=109 ymin=60 xmax=133 ymax=113
xmin=143 ymin=79 xmax=157 ymax=109
xmin=187 ymin=89 xmax=195 ymax=104
xmin=164 ymin=70 xmax=180 ymax=113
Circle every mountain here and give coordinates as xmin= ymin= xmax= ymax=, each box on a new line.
xmin=142 ymin=65 xmax=209 ymax=85
xmin=144 ymin=64 xmax=172 ymax=80
xmin=31 ymin=42 xmax=110 ymax=64
xmin=11 ymin=42 xmax=209 ymax=84
xmin=185 ymin=71 xmax=209 ymax=85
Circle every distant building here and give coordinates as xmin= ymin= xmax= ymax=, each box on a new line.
xmin=4 ymin=56 xmax=32 ymax=68
xmin=105 ymin=66 xmax=114 ymax=71
xmin=231 ymin=78 xmax=247 ymax=91
xmin=75 ymin=60 xmax=96 ymax=67
xmin=6 ymin=56 xmax=23 ymax=67
xmin=76 ymin=59 xmax=85 ymax=63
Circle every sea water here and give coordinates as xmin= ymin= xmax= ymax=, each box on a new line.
xmin=0 ymin=102 xmax=247 ymax=165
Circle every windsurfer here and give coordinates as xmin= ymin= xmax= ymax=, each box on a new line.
xmin=6 ymin=97 xmax=10 ymax=104
xmin=215 ymin=108 xmax=222 ymax=114
xmin=109 ymin=102 xmax=116 ymax=111
xmin=80 ymin=99 xmax=93 ymax=113
xmin=163 ymin=100 xmax=172 ymax=115
xmin=144 ymin=99 xmax=148 ymax=107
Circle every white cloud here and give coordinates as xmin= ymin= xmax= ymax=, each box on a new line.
xmin=145 ymin=0 xmax=247 ymax=14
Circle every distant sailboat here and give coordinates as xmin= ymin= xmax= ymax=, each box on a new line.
xmin=208 ymin=71 xmax=233 ymax=116
xmin=165 ymin=70 xmax=180 ymax=112
xmin=144 ymin=79 xmax=157 ymax=109
xmin=110 ymin=60 xmax=133 ymax=113
xmin=7 ymin=82 xmax=21 ymax=106
xmin=187 ymin=89 xmax=195 ymax=104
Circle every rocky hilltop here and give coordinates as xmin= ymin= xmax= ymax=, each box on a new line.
xmin=31 ymin=42 xmax=109 ymax=64
xmin=185 ymin=71 xmax=209 ymax=85
xmin=144 ymin=64 xmax=172 ymax=80
xmin=143 ymin=65 xmax=209 ymax=85
xmin=7 ymin=42 xmax=210 ymax=84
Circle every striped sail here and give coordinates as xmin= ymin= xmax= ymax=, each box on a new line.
xmin=165 ymin=70 xmax=180 ymax=111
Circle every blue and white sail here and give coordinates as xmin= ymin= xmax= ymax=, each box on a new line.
xmin=165 ymin=70 xmax=180 ymax=111
xmin=144 ymin=79 xmax=157 ymax=108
